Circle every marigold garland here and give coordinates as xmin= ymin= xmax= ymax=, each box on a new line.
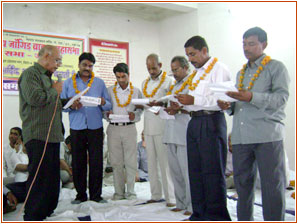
xmin=113 ymin=82 xmax=134 ymax=108
xmin=238 ymin=56 xmax=271 ymax=90
xmin=72 ymin=72 xmax=95 ymax=94
xmin=143 ymin=71 xmax=166 ymax=98
xmin=166 ymin=70 xmax=197 ymax=95
xmin=188 ymin=57 xmax=218 ymax=91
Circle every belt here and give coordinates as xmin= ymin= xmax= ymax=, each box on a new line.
xmin=189 ymin=110 xmax=220 ymax=117
xmin=110 ymin=122 xmax=134 ymax=126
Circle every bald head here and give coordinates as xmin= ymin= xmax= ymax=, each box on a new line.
xmin=146 ymin=53 xmax=162 ymax=80
xmin=38 ymin=45 xmax=59 ymax=58
xmin=38 ymin=45 xmax=62 ymax=74
xmin=146 ymin=53 xmax=161 ymax=64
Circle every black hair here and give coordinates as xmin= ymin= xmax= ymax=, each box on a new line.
xmin=11 ymin=127 xmax=23 ymax=141
xmin=79 ymin=52 xmax=96 ymax=64
xmin=243 ymin=27 xmax=267 ymax=43
xmin=113 ymin=63 xmax=129 ymax=74
xmin=184 ymin=35 xmax=209 ymax=53
xmin=171 ymin=56 xmax=189 ymax=69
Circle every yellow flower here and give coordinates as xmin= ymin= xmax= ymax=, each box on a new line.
xmin=143 ymin=72 xmax=167 ymax=98
xmin=72 ymin=72 xmax=95 ymax=94
xmin=188 ymin=58 xmax=217 ymax=91
xmin=113 ymin=82 xmax=134 ymax=107
xmin=238 ymin=56 xmax=271 ymax=90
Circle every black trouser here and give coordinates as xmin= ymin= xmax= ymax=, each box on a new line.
xmin=187 ymin=112 xmax=231 ymax=221
xmin=6 ymin=181 xmax=27 ymax=203
xmin=70 ymin=128 xmax=104 ymax=201
xmin=24 ymin=140 xmax=60 ymax=221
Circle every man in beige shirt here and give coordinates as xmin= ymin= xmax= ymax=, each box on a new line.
xmin=141 ymin=54 xmax=175 ymax=207
xmin=106 ymin=63 xmax=143 ymax=200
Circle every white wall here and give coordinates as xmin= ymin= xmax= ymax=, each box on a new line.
xmin=194 ymin=2 xmax=296 ymax=170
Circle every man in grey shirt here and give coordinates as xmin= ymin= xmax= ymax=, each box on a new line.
xmin=218 ymin=27 xmax=290 ymax=221
xmin=163 ymin=56 xmax=192 ymax=216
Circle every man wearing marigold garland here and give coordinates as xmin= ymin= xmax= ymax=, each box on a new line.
xmin=163 ymin=56 xmax=192 ymax=216
xmin=141 ymin=53 xmax=176 ymax=207
xmin=105 ymin=63 xmax=143 ymax=200
xmin=61 ymin=52 xmax=111 ymax=204
xmin=176 ymin=36 xmax=232 ymax=221
xmin=218 ymin=27 xmax=290 ymax=221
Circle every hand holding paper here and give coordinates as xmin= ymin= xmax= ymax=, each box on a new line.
xmin=63 ymin=87 xmax=90 ymax=109
xmin=208 ymin=81 xmax=238 ymax=102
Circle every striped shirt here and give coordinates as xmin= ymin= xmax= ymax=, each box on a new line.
xmin=18 ymin=62 xmax=64 ymax=144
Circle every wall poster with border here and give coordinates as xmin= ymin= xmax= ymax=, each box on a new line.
xmin=89 ymin=38 xmax=129 ymax=87
xmin=2 ymin=29 xmax=86 ymax=95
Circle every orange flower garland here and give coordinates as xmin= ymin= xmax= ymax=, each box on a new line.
xmin=166 ymin=70 xmax=197 ymax=95
xmin=188 ymin=57 xmax=218 ymax=91
xmin=72 ymin=72 xmax=95 ymax=94
xmin=143 ymin=71 xmax=167 ymax=98
xmin=238 ymin=56 xmax=271 ymax=90
xmin=113 ymin=82 xmax=134 ymax=108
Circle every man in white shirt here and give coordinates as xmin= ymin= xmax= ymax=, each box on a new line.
xmin=6 ymin=132 xmax=29 ymax=203
xmin=60 ymin=136 xmax=73 ymax=188
xmin=106 ymin=63 xmax=143 ymax=200
xmin=3 ymin=127 xmax=23 ymax=184
xmin=176 ymin=36 xmax=231 ymax=221
xmin=141 ymin=54 xmax=175 ymax=207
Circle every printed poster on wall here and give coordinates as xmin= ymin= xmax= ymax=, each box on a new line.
xmin=89 ymin=38 xmax=129 ymax=87
xmin=3 ymin=30 xmax=86 ymax=95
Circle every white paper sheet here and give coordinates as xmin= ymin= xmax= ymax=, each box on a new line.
xmin=131 ymin=99 xmax=150 ymax=105
xmin=63 ymin=87 xmax=90 ymax=109
xmin=155 ymin=95 xmax=173 ymax=102
xmin=80 ymin=96 xmax=101 ymax=107
xmin=148 ymin=106 xmax=161 ymax=114
xmin=208 ymin=81 xmax=238 ymax=102
xmin=109 ymin=114 xmax=130 ymax=123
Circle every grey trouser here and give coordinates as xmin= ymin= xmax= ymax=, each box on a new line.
xmin=233 ymin=141 xmax=286 ymax=221
xmin=167 ymin=143 xmax=192 ymax=211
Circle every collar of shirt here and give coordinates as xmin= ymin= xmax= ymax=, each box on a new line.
xmin=247 ymin=53 xmax=266 ymax=69
xmin=196 ymin=57 xmax=214 ymax=72
xmin=34 ymin=62 xmax=51 ymax=78
xmin=149 ymin=71 xmax=164 ymax=81
xmin=116 ymin=83 xmax=131 ymax=93
xmin=175 ymin=73 xmax=190 ymax=86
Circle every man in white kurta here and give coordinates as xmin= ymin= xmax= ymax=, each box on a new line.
xmin=163 ymin=56 xmax=192 ymax=215
xmin=141 ymin=54 xmax=175 ymax=206
xmin=106 ymin=63 xmax=143 ymax=200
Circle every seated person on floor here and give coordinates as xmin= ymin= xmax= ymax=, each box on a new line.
xmin=3 ymin=127 xmax=23 ymax=185
xmin=60 ymin=136 xmax=74 ymax=188
xmin=135 ymin=131 xmax=148 ymax=182
xmin=3 ymin=185 xmax=18 ymax=214
xmin=6 ymin=133 xmax=29 ymax=203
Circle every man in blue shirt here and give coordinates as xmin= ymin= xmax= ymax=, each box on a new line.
xmin=61 ymin=52 xmax=111 ymax=204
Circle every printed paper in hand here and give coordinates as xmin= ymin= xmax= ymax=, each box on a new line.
xmin=148 ymin=106 xmax=161 ymax=114
xmin=63 ymin=87 xmax=90 ymax=109
xmin=80 ymin=96 xmax=101 ymax=107
xmin=208 ymin=81 xmax=238 ymax=102
xmin=131 ymin=99 xmax=150 ymax=105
